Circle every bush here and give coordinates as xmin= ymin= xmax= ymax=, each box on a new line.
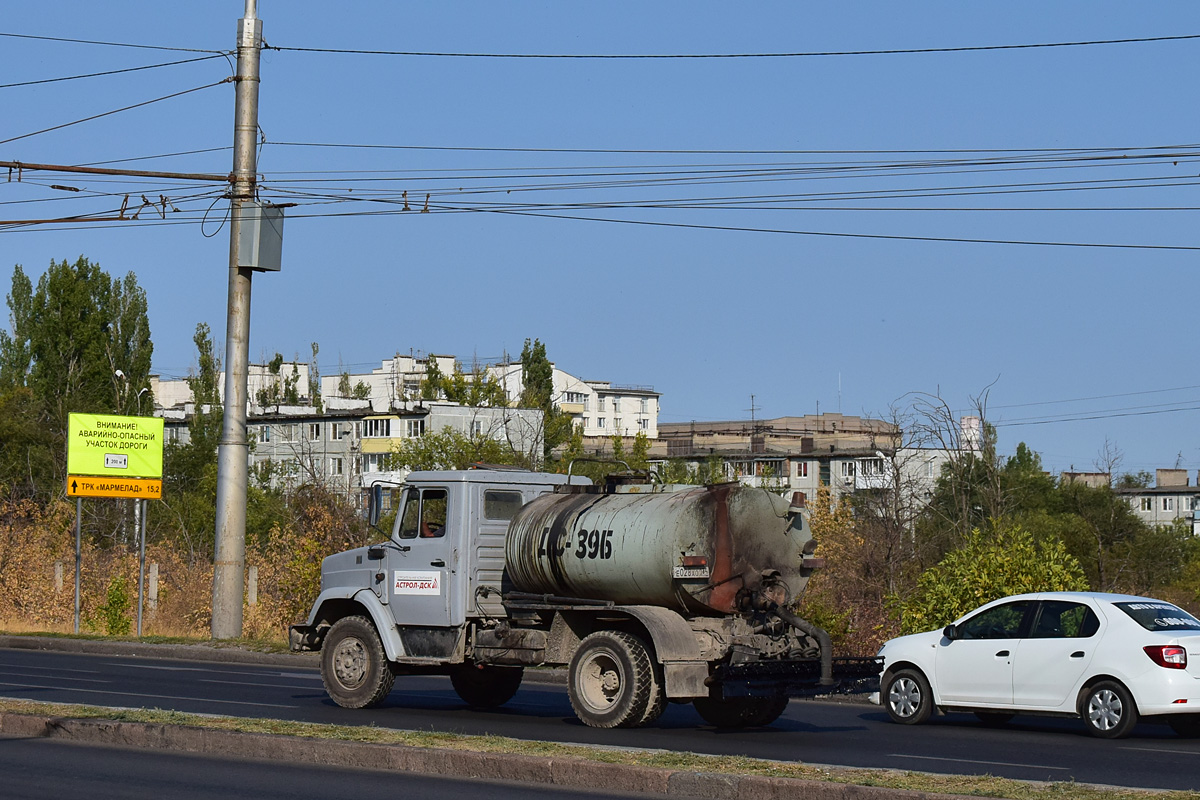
xmin=894 ymin=524 xmax=1088 ymax=635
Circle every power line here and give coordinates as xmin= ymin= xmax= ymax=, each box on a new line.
xmin=268 ymin=33 xmax=1200 ymax=59
xmin=270 ymin=140 xmax=1200 ymax=156
xmin=0 ymin=54 xmax=228 ymax=90
xmin=0 ymin=31 xmax=224 ymax=54
xmin=0 ymin=80 xmax=231 ymax=147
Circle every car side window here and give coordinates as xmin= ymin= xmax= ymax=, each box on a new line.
xmin=958 ymin=601 xmax=1034 ymax=640
xmin=1031 ymin=600 xmax=1100 ymax=639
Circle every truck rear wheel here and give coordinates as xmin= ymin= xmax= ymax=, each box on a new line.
xmin=568 ymin=630 xmax=658 ymax=729
xmin=693 ymin=695 xmax=789 ymax=728
xmin=321 ymin=615 xmax=395 ymax=709
xmin=450 ymin=664 xmax=524 ymax=708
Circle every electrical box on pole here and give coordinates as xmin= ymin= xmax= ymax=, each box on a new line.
xmin=237 ymin=201 xmax=284 ymax=271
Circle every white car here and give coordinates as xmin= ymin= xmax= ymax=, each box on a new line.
xmin=876 ymin=591 xmax=1200 ymax=738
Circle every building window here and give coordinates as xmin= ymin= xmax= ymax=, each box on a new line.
xmin=795 ymin=461 xmax=808 ymax=478
xmin=638 ymin=418 xmax=648 ymax=430
xmin=1163 ymin=497 xmax=1175 ymax=512
xmin=363 ymin=418 xmax=391 ymax=438
xmin=362 ymin=453 xmax=388 ymax=473
xmin=613 ymin=398 xmax=622 ymax=413
xmin=260 ymin=425 xmax=270 ymax=443
xmin=406 ymin=418 xmax=425 ymax=438
xmin=597 ymin=418 xmax=607 ymax=429
xmin=615 ymin=417 xmax=622 ymax=431
xmin=840 ymin=461 xmax=856 ymax=478
xmin=598 ymin=396 xmax=606 ymax=411
xmin=330 ymin=423 xmax=346 ymax=441
xmin=471 ymin=420 xmax=483 ymax=437
xmin=640 ymin=398 xmax=648 ymax=413
xmin=1140 ymin=497 xmax=1153 ymax=512
xmin=330 ymin=458 xmax=343 ymax=475
xmin=861 ymin=458 xmax=885 ymax=477
xmin=925 ymin=458 xmax=935 ymax=478
xmin=308 ymin=423 xmax=321 ymax=441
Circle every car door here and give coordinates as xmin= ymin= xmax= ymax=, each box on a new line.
xmin=1011 ymin=599 xmax=1101 ymax=707
xmin=388 ymin=486 xmax=454 ymax=627
xmin=935 ymin=600 xmax=1035 ymax=705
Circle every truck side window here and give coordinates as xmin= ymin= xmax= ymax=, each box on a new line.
xmin=484 ymin=490 xmax=524 ymax=520
xmin=398 ymin=489 xmax=448 ymax=539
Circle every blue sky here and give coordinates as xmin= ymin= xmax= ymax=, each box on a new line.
xmin=2 ymin=2 xmax=1199 ymax=476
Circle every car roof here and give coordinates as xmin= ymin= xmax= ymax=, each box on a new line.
xmin=974 ymin=591 xmax=1171 ymax=607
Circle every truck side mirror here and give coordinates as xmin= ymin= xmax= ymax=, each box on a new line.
xmin=943 ymin=624 xmax=959 ymax=641
xmin=368 ymin=484 xmax=382 ymax=528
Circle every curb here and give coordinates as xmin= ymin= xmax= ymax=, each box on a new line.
xmin=0 ymin=710 xmax=971 ymax=800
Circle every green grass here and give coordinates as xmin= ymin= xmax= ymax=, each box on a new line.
xmin=0 ymin=699 xmax=1192 ymax=800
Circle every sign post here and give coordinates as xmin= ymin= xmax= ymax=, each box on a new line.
xmin=66 ymin=413 xmax=165 ymax=635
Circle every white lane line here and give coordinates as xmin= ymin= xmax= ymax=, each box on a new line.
xmin=0 ymin=662 xmax=101 ymax=675
xmin=115 ymin=664 xmax=319 ymax=679
xmin=0 ymin=670 xmax=108 ymax=684
xmin=0 ymin=682 xmax=298 ymax=709
xmin=200 ymin=679 xmax=323 ymax=690
xmin=1122 ymin=747 xmax=1200 ymax=756
xmin=889 ymin=754 xmax=1070 ymax=770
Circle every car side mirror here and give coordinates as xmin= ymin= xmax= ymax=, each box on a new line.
xmin=943 ymin=624 xmax=959 ymax=641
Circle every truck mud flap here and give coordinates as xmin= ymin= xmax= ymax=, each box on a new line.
xmin=711 ymin=656 xmax=882 ymax=699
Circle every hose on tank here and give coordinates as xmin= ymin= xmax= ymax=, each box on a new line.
xmin=769 ymin=603 xmax=834 ymax=686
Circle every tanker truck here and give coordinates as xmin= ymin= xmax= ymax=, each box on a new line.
xmin=289 ymin=469 xmax=880 ymax=729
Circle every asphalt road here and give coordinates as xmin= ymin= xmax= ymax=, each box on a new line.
xmin=0 ymin=734 xmax=670 ymax=800
xmin=1 ymin=647 xmax=1198 ymax=792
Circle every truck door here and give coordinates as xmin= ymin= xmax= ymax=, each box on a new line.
xmin=389 ymin=486 xmax=455 ymax=628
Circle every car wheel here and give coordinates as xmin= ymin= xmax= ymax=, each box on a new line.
xmin=1169 ymin=715 xmax=1200 ymax=738
xmin=884 ymin=668 xmax=933 ymax=725
xmin=973 ymin=711 xmax=1015 ymax=726
xmin=1081 ymin=681 xmax=1138 ymax=739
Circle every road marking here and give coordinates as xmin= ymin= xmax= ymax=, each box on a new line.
xmin=0 ymin=662 xmax=100 ymax=675
xmin=1122 ymin=747 xmax=1200 ymax=756
xmin=0 ymin=670 xmax=108 ymax=684
xmin=0 ymin=682 xmax=298 ymax=709
xmin=200 ymin=679 xmax=322 ymax=690
xmin=114 ymin=663 xmax=318 ymax=679
xmin=889 ymin=754 xmax=1069 ymax=771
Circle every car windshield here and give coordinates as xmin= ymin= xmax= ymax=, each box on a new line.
xmin=1113 ymin=601 xmax=1200 ymax=632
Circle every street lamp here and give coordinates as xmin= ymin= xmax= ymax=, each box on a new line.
xmin=136 ymin=387 xmax=149 ymax=416
xmin=114 ymin=369 xmax=126 ymax=411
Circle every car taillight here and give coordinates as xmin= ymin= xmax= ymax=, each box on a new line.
xmin=1144 ymin=645 xmax=1188 ymax=669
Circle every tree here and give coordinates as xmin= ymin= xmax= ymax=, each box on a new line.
xmin=387 ymin=427 xmax=521 ymax=471
xmin=0 ymin=257 xmax=153 ymax=494
xmin=895 ymin=524 xmax=1088 ymax=635
xmin=519 ymin=338 xmax=572 ymax=463
xmin=420 ymin=358 xmax=445 ymax=401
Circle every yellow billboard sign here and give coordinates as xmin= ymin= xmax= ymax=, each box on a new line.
xmin=67 ymin=413 xmax=165 ymax=479
xmin=67 ymin=475 xmax=162 ymax=500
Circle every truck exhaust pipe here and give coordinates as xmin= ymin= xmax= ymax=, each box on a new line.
xmin=770 ymin=603 xmax=834 ymax=686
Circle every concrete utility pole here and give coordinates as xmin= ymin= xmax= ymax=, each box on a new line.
xmin=212 ymin=0 xmax=262 ymax=639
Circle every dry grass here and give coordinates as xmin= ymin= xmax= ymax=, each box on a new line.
xmin=0 ymin=699 xmax=1191 ymax=800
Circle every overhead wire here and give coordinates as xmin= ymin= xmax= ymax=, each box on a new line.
xmin=0 ymin=31 xmax=224 ymax=54
xmin=0 ymin=79 xmax=231 ymax=147
xmin=0 ymin=54 xmax=230 ymax=90
xmin=267 ymin=33 xmax=1200 ymax=59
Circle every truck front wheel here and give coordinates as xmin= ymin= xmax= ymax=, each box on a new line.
xmin=450 ymin=663 xmax=524 ymax=708
xmin=568 ymin=630 xmax=658 ymax=729
xmin=321 ymin=615 xmax=395 ymax=709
